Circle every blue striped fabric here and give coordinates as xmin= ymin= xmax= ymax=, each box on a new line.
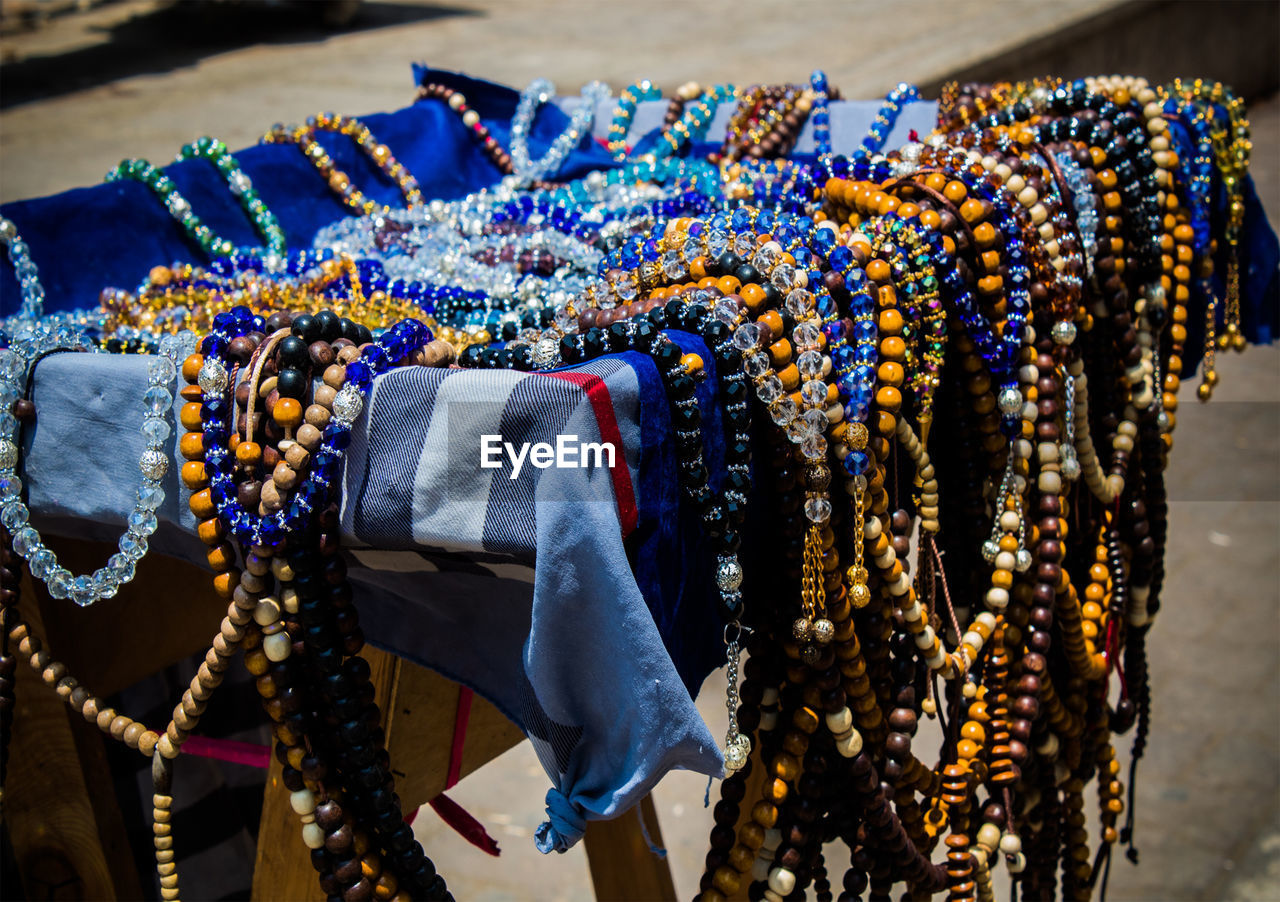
xmin=22 ymin=348 xmax=722 ymax=851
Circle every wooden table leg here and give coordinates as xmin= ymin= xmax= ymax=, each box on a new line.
xmin=251 ymin=645 xmax=404 ymax=901
xmin=3 ymin=571 xmax=142 ymax=900
xmin=583 ymin=794 xmax=678 ymax=902
xmin=251 ymin=752 xmax=325 ymax=902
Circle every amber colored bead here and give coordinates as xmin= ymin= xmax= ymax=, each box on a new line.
xmin=978 ymin=275 xmax=1004 ymax=295
xmin=877 ymin=308 xmax=903 ymax=333
xmin=236 ymin=442 xmax=262 ymax=468
xmin=792 ymin=706 xmax=820 ymax=733
xmin=179 ymin=384 xmax=203 ymax=402
xmin=680 ymin=354 xmax=704 ymax=375
xmin=758 ymin=309 xmax=784 ymax=343
xmin=728 ymin=843 xmax=755 ymax=872
xmin=740 ymin=283 xmax=767 ymax=311
xmin=765 ymin=777 xmax=790 ymax=804
xmin=373 ymin=873 xmax=398 ymax=900
xmin=212 ymin=571 xmax=239 ymax=599
xmin=178 ymin=432 xmax=204 ymax=461
xmin=179 ymin=402 xmax=204 ymax=432
xmin=943 ymin=180 xmax=968 ymax=203
xmin=197 ymin=518 xmax=225 ymax=547
xmin=717 ymin=275 xmax=742 ymax=295
xmin=782 ymin=730 xmax=809 ymax=757
xmin=189 ymin=488 xmax=216 ymax=520
xmin=181 ymin=354 xmax=204 ymax=384
xmin=772 ymin=753 xmax=801 ymax=781
xmin=740 ymin=820 xmax=766 ymax=850
xmin=877 ymin=362 xmax=904 ymax=387
xmin=865 ymin=259 xmax=891 ymax=283
xmin=274 ymin=398 xmax=304 ymax=429
xmin=924 ymin=172 xmax=948 ymax=193
xmin=207 ymin=543 xmax=237 ymax=572
xmin=711 ymin=867 xmax=741 ymax=896
xmin=181 ymin=461 xmax=209 ymax=490
xmin=751 ymin=800 xmax=778 ymax=828
xmin=880 ymin=336 xmax=906 ymax=360
xmin=959 ymin=197 xmax=986 ymax=223
xmin=244 ymin=649 xmax=269 ymax=676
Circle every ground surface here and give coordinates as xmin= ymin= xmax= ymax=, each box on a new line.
xmin=0 ymin=2 xmax=1276 ymax=900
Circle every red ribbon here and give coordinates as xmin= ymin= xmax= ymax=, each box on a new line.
xmin=424 ymin=687 xmax=502 ymax=856
xmin=182 ymin=735 xmax=272 ymax=769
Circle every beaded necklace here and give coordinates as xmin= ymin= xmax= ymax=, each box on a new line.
xmin=508 ymin=79 xmax=610 ymax=186
xmin=655 ymin=84 xmax=736 ymax=159
xmin=0 ymin=217 xmax=46 ymax=332
xmin=261 ymin=118 xmax=410 ymax=217
xmin=0 ymin=222 xmax=196 ymax=607
xmin=106 ymin=157 xmax=250 ymax=259
xmin=307 ymin=112 xmax=425 ymax=208
xmin=176 ymin=136 xmax=288 ymax=256
xmin=416 ymin=81 xmax=514 ymax=174
xmin=178 ymin=313 xmax=454 ymax=899
xmin=607 ymin=80 xmax=663 ymax=160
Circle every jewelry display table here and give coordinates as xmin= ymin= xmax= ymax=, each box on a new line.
xmin=2 ymin=66 xmax=1278 ymax=902
xmin=8 ymin=534 xmax=679 ymax=900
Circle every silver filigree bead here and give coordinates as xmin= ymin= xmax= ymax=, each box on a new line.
xmin=716 ymin=557 xmax=743 ymax=591
xmin=792 ymin=617 xmax=814 ymax=642
xmin=982 ymin=539 xmax=1001 ymax=563
xmin=0 ymin=439 xmax=16 ymax=469
xmin=723 ymin=734 xmax=751 ymax=772
xmin=531 ymin=338 xmax=560 ymax=370
xmin=997 ymin=387 xmax=1023 ymax=415
xmin=1051 ymin=320 xmax=1077 ymax=346
xmin=331 ymin=385 xmax=364 ymax=424
xmin=812 ymin=618 xmax=835 ymax=645
xmin=197 ymin=358 xmax=228 ymax=395
xmin=1060 ymin=453 xmax=1081 ymax=481
xmin=1015 ymin=548 xmax=1033 ymax=572
xmin=139 ymin=449 xmax=168 ymax=481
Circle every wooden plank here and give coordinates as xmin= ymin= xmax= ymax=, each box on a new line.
xmin=4 ymin=570 xmax=142 ymax=900
xmin=583 ymin=794 xmax=677 ymax=902
xmin=380 ymin=654 xmax=526 ymax=811
xmin=251 ymin=753 xmax=325 ymax=902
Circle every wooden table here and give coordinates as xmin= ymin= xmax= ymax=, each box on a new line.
xmin=3 ymin=535 xmax=677 ymax=901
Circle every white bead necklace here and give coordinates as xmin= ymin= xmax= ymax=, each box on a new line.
xmin=0 ymin=219 xmax=197 ymax=606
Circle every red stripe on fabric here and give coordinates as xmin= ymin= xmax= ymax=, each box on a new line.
xmin=445 ymin=687 xmax=473 ymax=790
xmin=182 ymin=735 xmax=272 ymax=769
xmin=544 ymin=371 xmax=639 ymax=537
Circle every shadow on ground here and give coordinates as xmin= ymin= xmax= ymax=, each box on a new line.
xmin=0 ymin=0 xmax=479 ymax=109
